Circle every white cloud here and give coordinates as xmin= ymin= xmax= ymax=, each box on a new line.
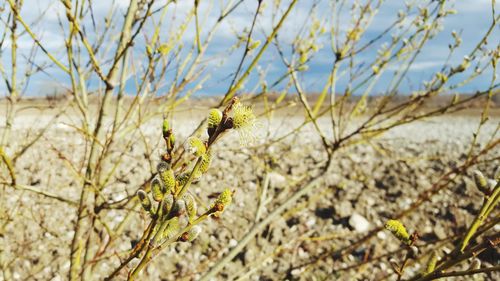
xmin=387 ymin=61 xmax=442 ymax=71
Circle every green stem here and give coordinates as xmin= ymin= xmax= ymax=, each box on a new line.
xmin=460 ymin=183 xmax=500 ymax=251
xmin=0 ymin=147 xmax=16 ymax=185
xmin=177 ymin=156 xmax=203 ymax=198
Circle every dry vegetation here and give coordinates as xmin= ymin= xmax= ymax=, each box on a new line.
xmin=1 ymin=0 xmax=499 ymax=280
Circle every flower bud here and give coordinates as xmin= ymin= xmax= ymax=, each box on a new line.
xmin=487 ymin=179 xmax=497 ymax=194
xmin=183 ymin=193 xmax=197 ymax=221
xmin=424 ymin=251 xmax=438 ymax=275
xmin=169 ymin=133 xmax=175 ymax=147
xmin=232 ymin=103 xmax=256 ymax=131
xmin=162 ymin=217 xmax=179 ymax=239
xmin=248 ymin=40 xmax=261 ymax=51
xmin=162 ymin=194 xmax=174 ymax=215
xmin=473 ymin=170 xmax=489 ymax=194
xmin=157 ymin=162 xmax=175 ymax=194
xmin=299 ymin=52 xmax=308 ymax=65
xmin=176 ymin=172 xmax=190 ymax=194
xmin=158 ymin=43 xmax=171 ymax=56
xmin=200 ymin=151 xmax=212 ymax=174
xmin=178 ymin=216 xmax=189 ymax=229
xmin=173 ymin=199 xmax=186 ymax=217
xmin=297 ymin=65 xmax=309 ymax=72
xmin=180 ymin=226 xmax=202 ymax=242
xmin=469 ymin=257 xmax=481 ymax=270
xmin=162 ymin=119 xmax=170 ymax=138
xmin=211 ymin=188 xmax=233 ymax=214
xmin=186 ymin=137 xmax=206 ymax=157
xmin=408 ymin=246 xmax=419 ymax=259
xmin=137 ymin=190 xmax=152 ymax=212
xmin=151 ymin=177 xmax=164 ymax=202
xmin=493 ymin=166 xmax=500 ymax=180
xmin=208 ymin=109 xmax=223 ymax=129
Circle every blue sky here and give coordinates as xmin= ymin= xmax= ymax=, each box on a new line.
xmin=0 ymin=0 xmax=498 ymax=97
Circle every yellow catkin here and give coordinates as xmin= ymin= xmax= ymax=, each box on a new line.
xmin=425 ymin=251 xmax=438 ymax=275
xmin=232 ymin=102 xmax=257 ymax=145
xmin=187 ymin=137 xmax=206 ymax=156
xmin=211 ymin=188 xmax=233 ymax=214
xmin=158 ymin=162 xmax=175 ymax=194
xmin=151 ymin=177 xmax=164 ymax=202
xmin=200 ymin=151 xmax=212 ymax=174
xmin=176 ymin=173 xmax=190 ymax=194
xmin=208 ymin=109 xmax=222 ymax=128
xmin=384 ymin=219 xmax=411 ymax=245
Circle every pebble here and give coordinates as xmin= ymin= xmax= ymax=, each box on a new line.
xmin=305 ymin=218 xmax=316 ymax=228
xmin=433 ymin=223 xmax=447 ymax=240
xmin=377 ymin=231 xmax=387 ymax=240
xmin=268 ymin=172 xmax=286 ymax=188
xmin=335 ymin=201 xmax=354 ymax=218
xmin=349 ymin=213 xmax=371 ymax=233
xmin=228 ymin=239 xmax=238 ymax=248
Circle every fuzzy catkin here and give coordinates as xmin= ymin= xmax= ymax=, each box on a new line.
xmin=186 ymin=226 xmax=202 ymax=242
xmin=137 ymin=190 xmax=151 ymax=212
xmin=384 ymin=219 xmax=411 ymax=245
xmin=162 ymin=194 xmax=174 ymax=215
xmin=200 ymin=151 xmax=212 ymax=174
xmin=183 ymin=193 xmax=197 ymax=221
xmin=187 ymin=137 xmax=206 ymax=157
xmin=158 ymin=162 xmax=175 ymax=194
xmin=208 ymin=109 xmax=222 ymax=128
xmin=162 ymin=217 xmax=179 ymax=239
xmin=425 ymin=251 xmax=438 ymax=275
xmin=473 ymin=170 xmax=489 ymax=194
xmin=151 ymin=177 xmax=164 ymax=202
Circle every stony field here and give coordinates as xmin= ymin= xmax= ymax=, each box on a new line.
xmin=0 ymin=107 xmax=499 ymax=281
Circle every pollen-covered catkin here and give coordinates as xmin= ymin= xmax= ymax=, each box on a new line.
xmin=384 ymin=219 xmax=411 ymax=245
xmin=232 ymin=102 xmax=257 ymax=144
xmin=208 ymin=109 xmax=222 ymax=129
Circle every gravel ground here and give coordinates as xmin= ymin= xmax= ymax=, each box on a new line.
xmin=0 ymin=110 xmax=499 ymax=281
